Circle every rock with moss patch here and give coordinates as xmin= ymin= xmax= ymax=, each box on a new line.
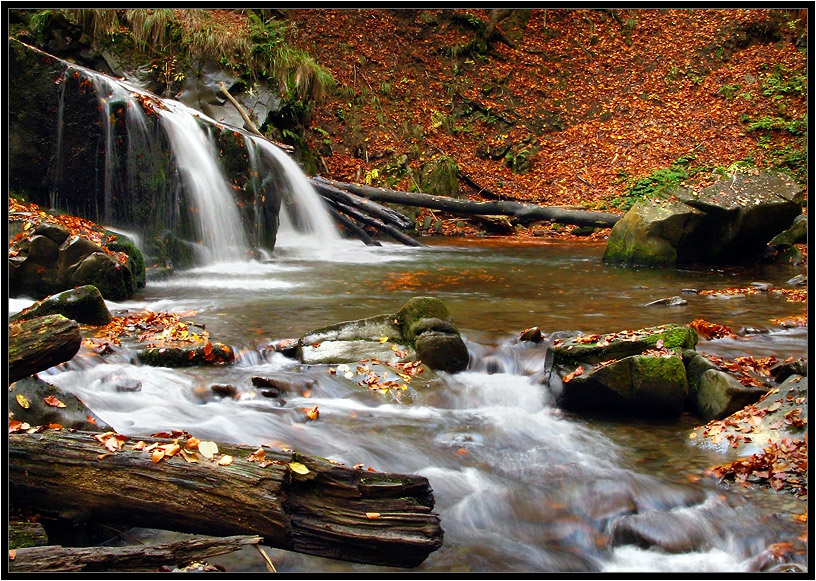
xmin=604 ymin=169 xmax=803 ymax=267
xmin=9 ymin=285 xmax=112 ymax=326
xmin=298 ymin=297 xmax=469 ymax=373
xmin=137 ymin=342 xmax=235 ymax=367
xmin=551 ymin=324 xmax=697 ymax=366
xmin=555 ymin=354 xmax=689 ymax=416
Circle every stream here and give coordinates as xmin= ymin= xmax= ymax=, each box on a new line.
xmin=20 ymin=235 xmax=808 ymax=573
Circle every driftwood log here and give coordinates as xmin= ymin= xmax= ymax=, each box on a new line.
xmin=324 ymin=197 xmax=424 ymax=247
xmin=316 ymin=177 xmax=622 ymax=228
xmin=327 ymin=206 xmax=381 ymax=246
xmin=8 ymin=430 xmax=443 ymax=568
xmin=310 ymin=177 xmax=414 ymax=229
xmin=8 ymin=535 xmax=262 ymax=572
xmin=8 ymin=314 xmax=81 ymax=384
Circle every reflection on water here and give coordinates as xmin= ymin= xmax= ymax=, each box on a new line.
xmin=31 ymin=238 xmax=808 ymax=573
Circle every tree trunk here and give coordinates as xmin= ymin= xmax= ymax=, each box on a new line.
xmin=327 ymin=206 xmax=382 ymax=246
xmin=8 ymin=535 xmax=262 ymax=572
xmin=310 ymin=177 xmax=414 ymax=229
xmin=8 ymin=430 xmax=443 ymax=568
xmin=317 ymin=178 xmax=622 ymax=228
xmin=8 ymin=315 xmax=82 ymax=384
xmin=325 ymin=198 xmax=424 ymax=247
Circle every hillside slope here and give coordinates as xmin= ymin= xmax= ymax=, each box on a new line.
xmin=286 ymin=8 xmax=807 ymax=213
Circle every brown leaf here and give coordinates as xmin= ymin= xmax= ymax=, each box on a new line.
xmin=365 ymin=512 xmax=381 ymax=519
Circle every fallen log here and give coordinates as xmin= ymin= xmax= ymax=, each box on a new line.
xmin=310 ymin=177 xmax=414 ymax=229
xmin=325 ymin=198 xmax=424 ymax=247
xmin=318 ymin=177 xmax=622 ymax=228
xmin=327 ymin=206 xmax=382 ymax=247
xmin=8 ymin=430 xmax=443 ymax=568
xmin=8 ymin=534 xmax=262 ymax=572
xmin=8 ymin=315 xmax=82 ymax=384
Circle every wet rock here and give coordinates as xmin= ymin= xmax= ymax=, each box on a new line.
xmin=645 ymin=296 xmax=687 ymax=307
xmin=769 ymin=358 xmax=807 ymax=382
xmin=114 ymin=377 xmax=142 ymax=392
xmin=271 ymin=338 xmax=299 ymax=359
xmin=9 ymin=285 xmax=112 ymax=326
xmin=8 ymin=376 xmax=109 ymax=431
xmin=414 ymin=331 xmax=470 ymax=373
xmin=519 ymin=326 xmax=543 ymax=343
xmin=684 ymin=351 xmax=768 ymax=421
xmin=557 ymin=354 xmax=689 ymax=416
xmin=210 ymin=384 xmax=238 ymax=398
xmin=570 ymin=479 xmax=637 ymax=527
xmin=786 ymin=273 xmax=807 ymax=286
xmin=749 ymin=281 xmax=773 ymax=292
xmin=251 ymin=376 xmax=316 ymax=394
xmin=680 ymin=288 xmax=698 ymax=294
xmin=610 ymin=511 xmax=712 ymax=553
xmin=299 ymin=297 xmax=468 ymax=373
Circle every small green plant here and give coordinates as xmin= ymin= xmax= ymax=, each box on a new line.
xmin=760 ymin=65 xmax=807 ymax=98
xmin=607 ymin=152 xmax=706 ymax=211
xmin=745 ymin=114 xmax=807 ymax=136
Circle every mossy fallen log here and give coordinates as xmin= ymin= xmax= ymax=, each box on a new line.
xmin=8 ymin=430 xmax=443 ymax=568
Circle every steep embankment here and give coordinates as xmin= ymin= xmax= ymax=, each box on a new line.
xmin=285 ymin=8 xmax=807 ymax=215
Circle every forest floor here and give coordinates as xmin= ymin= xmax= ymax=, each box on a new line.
xmin=282 ymin=8 xmax=807 ymax=239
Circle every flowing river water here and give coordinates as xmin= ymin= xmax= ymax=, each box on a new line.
xmin=18 ymin=235 xmax=808 ymax=574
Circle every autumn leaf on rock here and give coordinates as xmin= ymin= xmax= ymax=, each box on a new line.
xmin=288 ymin=461 xmax=310 ymax=475
xmin=305 ymin=406 xmax=319 ymax=420
xmin=44 ymin=395 xmax=66 ymax=408
xmin=563 ymin=366 xmax=584 ymax=383
xmin=15 ymin=394 xmax=30 ymax=409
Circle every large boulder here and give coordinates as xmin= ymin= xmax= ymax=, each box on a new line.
xmin=555 ymin=353 xmax=689 ymax=416
xmin=9 ymin=285 xmax=112 ymax=326
xmin=8 ymin=222 xmax=142 ymax=301
xmin=683 ymin=350 xmax=768 ymax=421
xmin=604 ymin=169 xmax=804 ymax=266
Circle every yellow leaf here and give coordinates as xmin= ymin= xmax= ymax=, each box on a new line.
xmin=180 ymin=449 xmax=199 ymax=463
xmin=15 ymin=394 xmax=30 ymax=409
xmin=198 ymin=441 xmax=218 ymax=460
xmin=379 ymin=336 xmax=389 ymax=343
xmin=218 ymin=454 xmax=233 ymax=466
xmin=288 ymin=461 xmax=310 ymax=475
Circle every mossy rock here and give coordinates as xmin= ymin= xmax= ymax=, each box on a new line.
xmin=9 ymin=285 xmax=111 ymax=326
xmin=558 ymin=354 xmax=689 ymax=416
xmin=104 ymin=230 xmax=146 ymax=289
xmin=396 ymin=297 xmax=455 ymax=337
xmin=137 ymin=342 xmax=235 ymax=367
xmin=552 ymin=324 xmax=698 ymax=366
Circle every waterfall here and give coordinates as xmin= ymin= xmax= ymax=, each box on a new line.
xmin=54 ymin=62 xmax=343 ymax=265
xmin=244 ymin=135 xmax=340 ymax=250
xmin=155 ymin=99 xmax=250 ymax=263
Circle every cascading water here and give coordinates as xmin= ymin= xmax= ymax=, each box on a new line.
xmin=244 ymin=134 xmax=340 ymax=252
xmin=155 ymin=99 xmax=250 ymax=263
xmin=53 ymin=62 xmax=344 ymax=265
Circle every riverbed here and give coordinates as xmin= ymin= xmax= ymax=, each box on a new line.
xmin=29 ymin=236 xmax=808 ymax=573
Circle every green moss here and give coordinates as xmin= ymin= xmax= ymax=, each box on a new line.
xmin=104 ymin=231 xmax=146 ymax=289
xmin=395 ymin=297 xmax=453 ymax=339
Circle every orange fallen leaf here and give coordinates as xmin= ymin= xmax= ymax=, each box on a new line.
xmin=305 ymin=406 xmax=319 ymax=421
xmin=44 ymin=395 xmax=67 ymax=408
xmin=152 ymin=449 xmax=166 ymax=463
xmin=365 ymin=512 xmax=381 ymax=519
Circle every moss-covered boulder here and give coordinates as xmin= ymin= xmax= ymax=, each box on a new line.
xmin=683 ymin=350 xmax=768 ymax=421
xmin=9 ymin=285 xmax=112 ymax=326
xmin=604 ymin=169 xmax=804 ymax=267
xmin=8 ymin=376 xmax=109 ymax=431
xmin=9 ymin=222 xmax=140 ymax=301
xmin=555 ymin=353 xmax=689 ymax=416
xmin=551 ymin=324 xmax=698 ymax=366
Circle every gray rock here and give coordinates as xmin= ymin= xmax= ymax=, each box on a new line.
xmin=519 ymin=326 xmax=543 ymax=343
xmin=114 ymin=377 xmax=142 ymax=392
xmin=645 ymin=296 xmax=688 ymax=307
xmin=8 ymin=376 xmax=109 ymax=431
xmin=415 ymin=331 xmax=470 ymax=374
